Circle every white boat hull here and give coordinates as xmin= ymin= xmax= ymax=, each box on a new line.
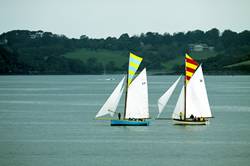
xmin=173 ymin=119 xmax=207 ymax=125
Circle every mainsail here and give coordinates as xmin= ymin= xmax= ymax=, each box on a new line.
xmin=95 ymin=77 xmax=125 ymax=118
xmin=186 ymin=65 xmax=212 ymax=118
xmin=157 ymin=76 xmax=181 ymax=117
xmin=125 ymin=68 xmax=149 ymax=119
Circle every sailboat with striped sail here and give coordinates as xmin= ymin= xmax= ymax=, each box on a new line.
xmin=157 ymin=54 xmax=212 ymax=125
xmin=96 ymin=53 xmax=150 ymax=126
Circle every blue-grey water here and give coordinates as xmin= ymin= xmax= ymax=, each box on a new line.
xmin=0 ymin=75 xmax=250 ymax=166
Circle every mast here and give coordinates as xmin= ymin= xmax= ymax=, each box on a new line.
xmin=184 ymin=55 xmax=187 ymax=120
xmin=123 ymin=59 xmax=130 ymax=119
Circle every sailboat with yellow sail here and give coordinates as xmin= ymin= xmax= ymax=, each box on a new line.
xmin=96 ymin=53 xmax=150 ymax=126
xmin=157 ymin=54 xmax=212 ymax=125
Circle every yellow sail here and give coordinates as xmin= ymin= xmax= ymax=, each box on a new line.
xmin=128 ymin=53 xmax=143 ymax=86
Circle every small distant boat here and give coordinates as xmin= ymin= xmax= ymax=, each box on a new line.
xmin=157 ymin=54 xmax=213 ymax=125
xmin=96 ymin=53 xmax=150 ymax=126
xmin=105 ymin=78 xmax=115 ymax=81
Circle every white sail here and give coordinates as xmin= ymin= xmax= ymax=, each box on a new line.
xmin=95 ymin=76 xmax=125 ymax=118
xmin=125 ymin=68 xmax=149 ymax=119
xmin=172 ymin=86 xmax=184 ymax=119
xmin=157 ymin=76 xmax=181 ymax=117
xmin=186 ymin=65 xmax=212 ymax=118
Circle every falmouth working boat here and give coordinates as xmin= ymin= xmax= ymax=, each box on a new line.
xmin=157 ymin=54 xmax=212 ymax=125
xmin=95 ymin=53 xmax=150 ymax=126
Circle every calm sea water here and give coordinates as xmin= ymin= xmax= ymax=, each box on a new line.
xmin=0 ymin=75 xmax=250 ymax=166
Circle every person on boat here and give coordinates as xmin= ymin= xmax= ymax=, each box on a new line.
xmin=118 ymin=113 xmax=121 ymax=120
xmin=190 ymin=114 xmax=194 ymax=119
xmin=179 ymin=112 xmax=183 ymax=120
xmin=194 ymin=116 xmax=197 ymax=121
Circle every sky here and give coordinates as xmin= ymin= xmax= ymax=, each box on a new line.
xmin=0 ymin=0 xmax=250 ymax=39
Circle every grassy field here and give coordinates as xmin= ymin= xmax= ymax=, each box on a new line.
xmin=224 ymin=60 xmax=250 ymax=68
xmin=63 ymin=48 xmax=218 ymax=74
xmin=63 ymin=48 xmax=128 ymax=67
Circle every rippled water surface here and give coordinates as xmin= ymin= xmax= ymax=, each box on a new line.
xmin=0 ymin=75 xmax=249 ymax=166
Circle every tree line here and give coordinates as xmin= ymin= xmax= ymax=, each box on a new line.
xmin=0 ymin=28 xmax=250 ymax=74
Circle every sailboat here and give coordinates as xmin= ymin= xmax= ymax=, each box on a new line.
xmin=157 ymin=54 xmax=212 ymax=125
xmin=96 ymin=53 xmax=150 ymax=126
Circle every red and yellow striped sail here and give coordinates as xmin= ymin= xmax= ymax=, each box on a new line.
xmin=185 ymin=54 xmax=199 ymax=84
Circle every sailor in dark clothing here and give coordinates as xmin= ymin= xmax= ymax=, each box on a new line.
xmin=190 ymin=114 xmax=194 ymax=119
xmin=179 ymin=112 xmax=183 ymax=120
xmin=118 ymin=113 xmax=121 ymax=120
xmin=194 ymin=116 xmax=197 ymax=121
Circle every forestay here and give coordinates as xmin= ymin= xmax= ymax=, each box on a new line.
xmin=125 ymin=68 xmax=149 ymax=119
xmin=95 ymin=76 xmax=125 ymax=118
xmin=157 ymin=76 xmax=181 ymax=117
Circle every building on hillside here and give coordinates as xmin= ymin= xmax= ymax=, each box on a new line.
xmin=189 ymin=43 xmax=214 ymax=52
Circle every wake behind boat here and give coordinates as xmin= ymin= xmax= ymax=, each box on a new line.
xmin=96 ymin=53 xmax=150 ymax=126
xmin=157 ymin=54 xmax=213 ymax=125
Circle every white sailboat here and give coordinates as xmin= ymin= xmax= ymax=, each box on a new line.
xmin=158 ymin=54 xmax=212 ymax=125
xmin=96 ymin=53 xmax=150 ymax=126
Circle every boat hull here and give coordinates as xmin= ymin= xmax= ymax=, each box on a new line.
xmin=111 ymin=120 xmax=149 ymax=126
xmin=173 ymin=119 xmax=207 ymax=125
